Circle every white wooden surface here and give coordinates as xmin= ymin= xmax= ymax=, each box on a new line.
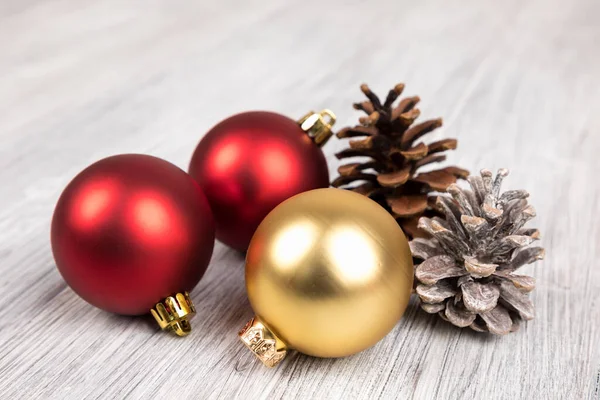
xmin=0 ymin=0 xmax=598 ymax=399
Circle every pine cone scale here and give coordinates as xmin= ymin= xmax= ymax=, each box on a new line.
xmin=414 ymin=154 xmax=447 ymax=169
xmin=416 ymin=282 xmax=456 ymax=304
xmin=461 ymin=281 xmax=500 ymax=313
xmin=464 ymin=256 xmax=498 ymax=278
xmin=480 ymin=305 xmax=512 ymax=335
xmin=494 ymin=271 xmax=536 ymax=292
xmin=399 ymin=143 xmax=429 ymax=160
xmin=388 ymin=195 xmax=428 ymax=217
xmin=353 ymin=101 xmax=375 ymax=115
xmin=445 ymin=301 xmax=476 ymax=327
xmin=331 ymin=174 xmax=379 ymax=189
xmin=427 ymin=139 xmax=458 ymax=153
xmin=400 ymin=119 xmax=443 ymax=148
xmin=507 ymin=247 xmax=545 ymax=270
xmin=336 ymin=126 xmax=379 ymax=138
xmin=409 ymin=238 xmax=444 ymax=259
xmin=349 ymin=182 xmax=379 ymax=197
xmin=443 ymin=166 xmax=470 ymax=179
xmin=377 ymin=168 xmax=410 ymax=187
xmin=394 ymin=96 xmax=419 ymax=115
xmin=337 ymin=161 xmax=382 ymax=177
xmin=395 ymin=109 xmax=420 ymax=127
xmin=498 ymin=280 xmax=535 ymax=320
xmin=415 ymin=255 xmax=467 ymax=285
xmin=413 ymin=170 xmax=458 ymax=191
xmin=422 ymin=303 xmax=446 ymax=314
xmin=399 ymin=217 xmax=429 ymax=240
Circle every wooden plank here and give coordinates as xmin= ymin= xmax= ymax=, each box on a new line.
xmin=0 ymin=0 xmax=598 ymax=398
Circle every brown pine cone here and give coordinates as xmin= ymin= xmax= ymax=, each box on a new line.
xmin=331 ymin=83 xmax=468 ymax=239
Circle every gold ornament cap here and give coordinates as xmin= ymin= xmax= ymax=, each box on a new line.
xmin=298 ymin=109 xmax=336 ymax=147
xmin=238 ymin=316 xmax=288 ymax=367
xmin=150 ymin=292 xmax=196 ymax=337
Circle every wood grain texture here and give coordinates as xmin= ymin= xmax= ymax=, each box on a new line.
xmin=0 ymin=0 xmax=598 ymax=398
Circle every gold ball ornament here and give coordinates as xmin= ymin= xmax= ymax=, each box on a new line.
xmin=239 ymin=188 xmax=413 ymax=367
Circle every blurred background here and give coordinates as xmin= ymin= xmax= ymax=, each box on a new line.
xmin=0 ymin=0 xmax=598 ymax=399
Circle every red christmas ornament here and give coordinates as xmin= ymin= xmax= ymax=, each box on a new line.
xmin=189 ymin=110 xmax=336 ymax=251
xmin=51 ymin=154 xmax=215 ymax=336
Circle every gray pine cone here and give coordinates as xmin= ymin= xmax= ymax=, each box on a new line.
xmin=409 ymin=168 xmax=545 ymax=335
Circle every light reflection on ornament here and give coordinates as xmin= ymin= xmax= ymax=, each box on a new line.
xmin=72 ymin=178 xmax=119 ymax=231
xmin=131 ymin=192 xmax=174 ymax=239
xmin=271 ymin=221 xmax=319 ymax=270
xmin=212 ymin=139 xmax=242 ymax=174
xmin=326 ymin=226 xmax=378 ymax=284
xmin=259 ymin=145 xmax=296 ymax=190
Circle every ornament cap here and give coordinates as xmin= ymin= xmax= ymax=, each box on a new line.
xmin=239 ymin=316 xmax=288 ymax=367
xmin=298 ymin=109 xmax=336 ymax=147
xmin=150 ymin=292 xmax=196 ymax=337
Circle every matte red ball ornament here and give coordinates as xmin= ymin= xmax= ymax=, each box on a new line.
xmin=189 ymin=110 xmax=336 ymax=251
xmin=51 ymin=154 xmax=215 ymax=336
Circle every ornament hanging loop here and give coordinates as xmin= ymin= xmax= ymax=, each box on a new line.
xmin=239 ymin=316 xmax=288 ymax=367
xmin=298 ymin=109 xmax=336 ymax=147
xmin=150 ymin=292 xmax=196 ymax=337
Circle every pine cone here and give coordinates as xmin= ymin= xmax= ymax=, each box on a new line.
xmin=331 ymin=83 xmax=469 ymax=239
xmin=410 ymin=169 xmax=545 ymax=335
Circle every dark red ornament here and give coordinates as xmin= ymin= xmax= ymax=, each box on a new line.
xmin=51 ymin=154 xmax=215 ymax=325
xmin=188 ymin=110 xmax=336 ymax=251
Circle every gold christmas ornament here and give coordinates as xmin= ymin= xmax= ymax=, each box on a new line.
xmin=240 ymin=188 xmax=414 ymax=367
